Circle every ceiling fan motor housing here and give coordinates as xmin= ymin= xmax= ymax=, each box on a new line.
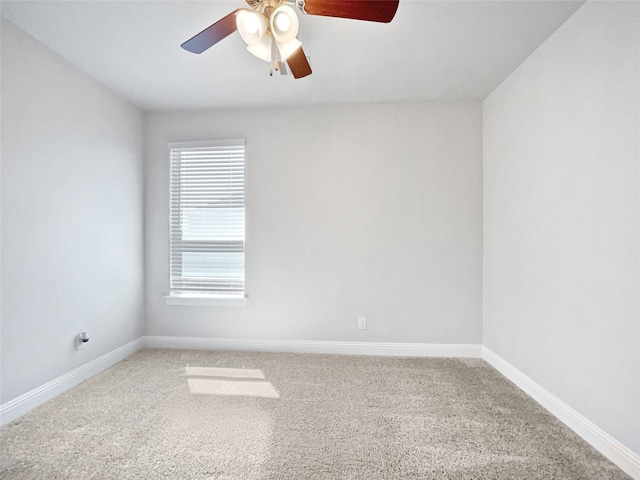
xmin=252 ymin=0 xmax=286 ymax=17
xmin=247 ymin=0 xmax=307 ymax=16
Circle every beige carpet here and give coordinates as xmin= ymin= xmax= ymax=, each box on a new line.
xmin=0 ymin=349 xmax=630 ymax=479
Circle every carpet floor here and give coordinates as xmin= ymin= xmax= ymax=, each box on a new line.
xmin=0 ymin=349 xmax=631 ymax=479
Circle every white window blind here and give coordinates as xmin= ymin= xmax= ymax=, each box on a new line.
xmin=169 ymin=139 xmax=245 ymax=296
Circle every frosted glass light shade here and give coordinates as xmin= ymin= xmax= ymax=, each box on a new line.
xmin=275 ymin=11 xmax=291 ymax=32
xmin=270 ymin=5 xmax=299 ymax=44
xmin=247 ymin=35 xmax=272 ymax=62
xmin=236 ymin=9 xmax=267 ymax=46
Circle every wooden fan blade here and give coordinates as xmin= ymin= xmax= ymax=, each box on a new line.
xmin=181 ymin=9 xmax=240 ymax=54
xmin=286 ymin=47 xmax=312 ymax=79
xmin=303 ymin=0 xmax=399 ymax=23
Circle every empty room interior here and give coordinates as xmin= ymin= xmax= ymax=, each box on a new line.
xmin=1 ymin=0 xmax=639 ymax=478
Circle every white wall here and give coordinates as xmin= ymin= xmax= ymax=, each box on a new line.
xmin=0 ymin=19 xmax=144 ymax=403
xmin=145 ymin=102 xmax=483 ymax=344
xmin=483 ymin=1 xmax=639 ymax=455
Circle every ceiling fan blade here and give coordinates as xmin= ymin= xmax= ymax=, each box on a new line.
xmin=286 ymin=47 xmax=312 ymax=79
xmin=181 ymin=9 xmax=240 ymax=54
xmin=302 ymin=0 xmax=399 ymax=23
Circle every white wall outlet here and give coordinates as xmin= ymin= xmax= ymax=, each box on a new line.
xmin=358 ymin=317 xmax=367 ymax=330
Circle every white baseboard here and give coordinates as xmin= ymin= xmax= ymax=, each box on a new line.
xmin=482 ymin=347 xmax=640 ymax=479
xmin=4 ymin=337 xmax=635 ymax=479
xmin=142 ymin=336 xmax=483 ymax=358
xmin=0 ymin=338 xmax=142 ymax=427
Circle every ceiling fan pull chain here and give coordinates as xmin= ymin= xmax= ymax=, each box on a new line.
xmin=270 ymin=36 xmax=278 ymax=76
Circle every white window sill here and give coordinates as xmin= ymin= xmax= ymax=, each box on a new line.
xmin=163 ymin=294 xmax=248 ymax=307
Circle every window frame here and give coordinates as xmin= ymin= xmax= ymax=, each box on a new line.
xmin=164 ymin=139 xmax=247 ymax=307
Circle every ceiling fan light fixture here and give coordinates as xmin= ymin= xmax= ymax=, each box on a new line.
xmin=244 ymin=15 xmax=260 ymax=33
xmin=274 ymin=11 xmax=291 ymax=32
xmin=236 ymin=9 xmax=267 ymax=46
xmin=276 ymin=37 xmax=302 ymax=61
xmin=247 ymin=35 xmax=272 ymax=62
xmin=270 ymin=5 xmax=299 ymax=44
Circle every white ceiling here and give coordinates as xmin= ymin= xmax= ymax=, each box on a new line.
xmin=1 ymin=0 xmax=584 ymax=111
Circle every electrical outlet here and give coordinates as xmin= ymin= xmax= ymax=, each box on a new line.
xmin=358 ymin=317 xmax=367 ymax=330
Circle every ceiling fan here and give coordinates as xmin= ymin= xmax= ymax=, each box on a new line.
xmin=181 ymin=0 xmax=400 ymax=79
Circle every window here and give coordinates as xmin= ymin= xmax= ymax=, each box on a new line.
xmin=167 ymin=140 xmax=245 ymax=302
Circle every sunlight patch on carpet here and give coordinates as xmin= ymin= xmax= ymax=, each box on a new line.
xmin=185 ymin=366 xmax=265 ymax=379
xmin=187 ymin=378 xmax=280 ymax=398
